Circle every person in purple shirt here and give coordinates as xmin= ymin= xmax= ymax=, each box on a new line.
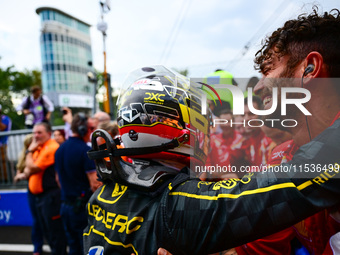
xmin=16 ymin=86 xmax=54 ymax=128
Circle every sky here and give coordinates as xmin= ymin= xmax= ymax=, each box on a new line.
xmin=1 ymin=0 xmax=340 ymax=91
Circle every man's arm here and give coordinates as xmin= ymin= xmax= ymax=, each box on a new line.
xmin=162 ymin=120 xmax=340 ymax=254
xmin=24 ymin=151 xmax=41 ymax=176
xmin=15 ymin=97 xmax=27 ymax=112
xmin=24 ymin=138 xmax=41 ymax=176
xmin=45 ymin=111 xmax=52 ymax=121
xmin=0 ymin=115 xmax=10 ymax=131
xmin=42 ymin=95 xmax=54 ymax=112
xmin=18 ymin=97 xmax=31 ymax=115
xmin=164 ymin=173 xmax=339 ymax=254
xmin=62 ymin=107 xmax=73 ymax=125
xmin=86 ymin=171 xmax=102 ymax=192
xmin=42 ymin=95 xmax=54 ymax=121
xmin=0 ymin=118 xmax=6 ymax=131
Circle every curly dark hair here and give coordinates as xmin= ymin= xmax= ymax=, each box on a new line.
xmin=254 ymin=6 xmax=340 ymax=77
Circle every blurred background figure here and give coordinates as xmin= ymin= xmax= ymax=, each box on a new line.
xmin=16 ymin=85 xmax=54 ymax=129
xmin=24 ymin=122 xmax=67 ymax=255
xmin=233 ymin=115 xmax=247 ymax=138
xmin=53 ymin=129 xmax=66 ymax=145
xmin=261 ymin=126 xmax=292 ymax=159
xmin=90 ymin=111 xmax=111 ymax=130
xmin=204 ymin=69 xmax=238 ymax=116
xmin=208 ymin=99 xmax=222 ymax=135
xmin=55 ymin=113 xmax=102 ymax=255
xmin=242 ymin=96 xmax=272 ymax=167
xmin=14 ymin=134 xmax=33 ymax=183
xmin=0 ymin=104 xmax=12 ymax=183
xmin=13 ymin=133 xmax=45 ymax=255
xmin=60 ymin=107 xmax=99 ymax=145
xmin=97 ymin=120 xmax=119 ymax=138
xmin=206 ymin=109 xmax=246 ymax=180
xmin=61 ymin=107 xmax=73 ymax=139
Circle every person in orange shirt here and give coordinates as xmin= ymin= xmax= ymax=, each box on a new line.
xmin=24 ymin=122 xmax=67 ymax=255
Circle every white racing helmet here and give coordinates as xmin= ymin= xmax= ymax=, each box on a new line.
xmin=88 ymin=66 xmax=211 ymax=190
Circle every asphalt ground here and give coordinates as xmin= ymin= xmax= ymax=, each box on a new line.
xmin=0 ymin=226 xmax=51 ymax=255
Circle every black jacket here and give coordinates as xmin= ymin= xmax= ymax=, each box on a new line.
xmin=83 ymin=119 xmax=340 ymax=255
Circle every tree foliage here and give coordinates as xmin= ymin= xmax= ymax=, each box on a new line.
xmin=0 ymin=60 xmax=41 ymax=130
xmin=173 ymin=68 xmax=189 ymax=77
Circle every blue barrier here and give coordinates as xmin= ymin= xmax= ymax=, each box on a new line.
xmin=0 ymin=189 xmax=32 ymax=226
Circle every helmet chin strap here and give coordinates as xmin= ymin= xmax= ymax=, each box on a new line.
xmin=87 ymin=129 xmax=190 ymax=191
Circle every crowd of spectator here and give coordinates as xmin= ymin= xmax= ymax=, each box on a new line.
xmin=3 ymin=86 xmax=118 ymax=254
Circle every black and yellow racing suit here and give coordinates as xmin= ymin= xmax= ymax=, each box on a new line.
xmin=83 ymin=119 xmax=340 ymax=255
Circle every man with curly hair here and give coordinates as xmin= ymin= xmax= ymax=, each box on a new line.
xmin=240 ymin=6 xmax=340 ymax=255
xmin=158 ymin=7 xmax=340 ymax=255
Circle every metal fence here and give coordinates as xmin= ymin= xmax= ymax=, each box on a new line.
xmin=0 ymin=126 xmax=64 ymax=189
